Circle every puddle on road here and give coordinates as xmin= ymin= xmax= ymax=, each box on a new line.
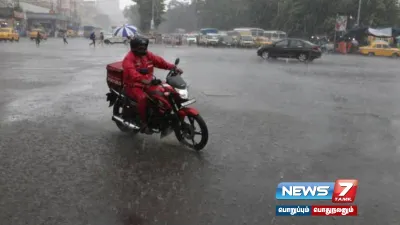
xmin=0 ymin=82 xmax=94 ymax=124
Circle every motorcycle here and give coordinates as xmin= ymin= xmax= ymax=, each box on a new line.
xmin=105 ymin=58 xmax=209 ymax=151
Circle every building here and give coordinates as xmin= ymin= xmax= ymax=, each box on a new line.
xmin=0 ymin=7 xmax=25 ymax=30
xmin=80 ymin=0 xmax=97 ymax=26
xmin=22 ymin=0 xmax=81 ymax=37
xmin=20 ymin=0 xmax=57 ymax=9
xmin=75 ymin=0 xmax=84 ymax=22
xmin=0 ymin=0 xmax=26 ymax=31
xmin=1 ymin=0 xmax=83 ymax=36
xmin=0 ymin=0 xmax=13 ymax=7
xmin=20 ymin=2 xmax=50 ymax=13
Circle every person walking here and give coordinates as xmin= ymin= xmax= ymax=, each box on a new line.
xmin=35 ymin=31 xmax=41 ymax=47
xmin=63 ymin=32 xmax=68 ymax=45
xmin=89 ymin=31 xmax=96 ymax=47
xmin=98 ymin=32 xmax=104 ymax=46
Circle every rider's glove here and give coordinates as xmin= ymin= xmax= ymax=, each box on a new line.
xmin=151 ymin=79 xmax=162 ymax=85
xmin=174 ymin=67 xmax=183 ymax=75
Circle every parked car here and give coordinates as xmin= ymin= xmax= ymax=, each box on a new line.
xmin=0 ymin=27 xmax=19 ymax=41
xmin=310 ymin=36 xmax=334 ymax=53
xmin=198 ymin=35 xmax=208 ymax=46
xmin=162 ymin=34 xmax=182 ymax=45
xmin=219 ymin=35 xmax=234 ymax=47
xmin=104 ymin=34 xmax=128 ymax=45
xmin=162 ymin=35 xmax=172 ymax=45
xmin=186 ymin=35 xmax=197 ymax=45
xmin=239 ymin=35 xmax=256 ymax=48
xmin=359 ymin=41 xmax=400 ymax=58
xmin=257 ymin=38 xmax=322 ymax=62
xmin=205 ymin=34 xmax=219 ymax=46
xmin=148 ymin=33 xmax=162 ymax=44
xmin=29 ymin=29 xmax=47 ymax=40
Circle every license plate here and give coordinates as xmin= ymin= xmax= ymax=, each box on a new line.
xmin=181 ymin=99 xmax=196 ymax=107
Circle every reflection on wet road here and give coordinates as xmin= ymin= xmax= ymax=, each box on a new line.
xmin=1 ymin=39 xmax=400 ymax=225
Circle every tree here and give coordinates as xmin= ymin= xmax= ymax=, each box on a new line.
xmin=196 ymin=0 xmax=249 ymax=29
xmin=132 ymin=0 xmax=166 ymax=32
xmin=158 ymin=0 xmax=198 ymax=33
xmin=123 ymin=5 xmax=140 ymax=26
xmin=192 ymin=0 xmax=400 ymax=37
xmin=154 ymin=0 xmax=166 ymax=29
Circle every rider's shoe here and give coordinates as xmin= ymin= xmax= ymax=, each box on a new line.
xmin=140 ymin=124 xmax=153 ymax=134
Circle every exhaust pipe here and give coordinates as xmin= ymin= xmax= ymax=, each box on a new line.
xmin=112 ymin=115 xmax=140 ymax=130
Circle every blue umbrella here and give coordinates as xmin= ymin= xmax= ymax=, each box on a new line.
xmin=113 ymin=25 xmax=138 ymax=37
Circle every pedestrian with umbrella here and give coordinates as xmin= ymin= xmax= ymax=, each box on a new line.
xmin=113 ymin=24 xmax=138 ymax=46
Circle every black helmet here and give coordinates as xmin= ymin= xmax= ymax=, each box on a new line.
xmin=130 ymin=35 xmax=149 ymax=56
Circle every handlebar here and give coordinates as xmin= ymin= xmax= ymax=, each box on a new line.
xmin=150 ymin=58 xmax=180 ymax=81
xmin=166 ymin=57 xmax=181 ymax=78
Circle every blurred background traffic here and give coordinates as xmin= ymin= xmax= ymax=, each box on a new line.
xmin=1 ymin=0 xmax=400 ymax=57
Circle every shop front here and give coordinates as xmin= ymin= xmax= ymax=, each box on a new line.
xmin=0 ymin=8 xmax=13 ymax=27
xmin=0 ymin=7 xmax=26 ymax=35
xmin=26 ymin=12 xmax=70 ymax=37
xmin=13 ymin=11 xmax=26 ymax=36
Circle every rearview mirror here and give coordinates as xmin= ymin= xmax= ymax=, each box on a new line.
xmin=175 ymin=58 xmax=180 ymax=65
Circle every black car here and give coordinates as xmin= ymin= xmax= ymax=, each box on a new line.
xmin=257 ymin=38 xmax=322 ymax=62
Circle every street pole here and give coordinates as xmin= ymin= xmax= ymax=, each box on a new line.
xmin=356 ymin=0 xmax=361 ymax=26
xmin=333 ymin=13 xmax=338 ymax=52
xmin=194 ymin=0 xmax=198 ymax=30
xmin=150 ymin=0 xmax=155 ymax=30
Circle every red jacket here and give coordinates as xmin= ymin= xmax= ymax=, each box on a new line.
xmin=122 ymin=51 xmax=175 ymax=88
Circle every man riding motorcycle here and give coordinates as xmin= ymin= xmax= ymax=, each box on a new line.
xmin=122 ymin=35 xmax=183 ymax=133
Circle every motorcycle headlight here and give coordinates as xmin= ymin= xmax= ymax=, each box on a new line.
xmin=176 ymin=88 xmax=189 ymax=99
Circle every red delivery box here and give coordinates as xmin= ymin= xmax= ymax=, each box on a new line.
xmin=106 ymin=61 xmax=123 ymax=92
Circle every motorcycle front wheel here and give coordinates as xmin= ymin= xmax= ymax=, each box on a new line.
xmin=175 ymin=114 xmax=209 ymax=151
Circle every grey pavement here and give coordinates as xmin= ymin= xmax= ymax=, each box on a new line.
xmin=1 ymin=38 xmax=400 ymax=225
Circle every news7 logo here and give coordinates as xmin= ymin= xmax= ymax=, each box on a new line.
xmin=276 ymin=179 xmax=358 ymax=203
xmin=332 ymin=179 xmax=358 ymax=203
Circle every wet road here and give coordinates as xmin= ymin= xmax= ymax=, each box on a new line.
xmin=1 ymin=38 xmax=400 ymax=225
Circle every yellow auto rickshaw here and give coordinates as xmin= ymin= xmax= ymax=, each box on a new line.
xmin=254 ymin=36 xmax=272 ymax=47
xmin=66 ymin=29 xmax=76 ymax=37
xmin=29 ymin=28 xmax=47 ymax=40
xmin=0 ymin=27 xmax=19 ymax=41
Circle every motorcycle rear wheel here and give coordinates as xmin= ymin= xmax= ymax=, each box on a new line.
xmin=175 ymin=114 xmax=208 ymax=151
